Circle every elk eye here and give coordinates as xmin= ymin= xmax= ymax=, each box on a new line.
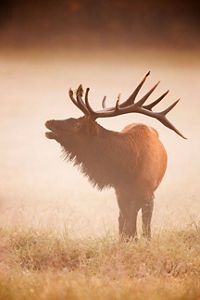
xmin=74 ymin=122 xmax=81 ymax=130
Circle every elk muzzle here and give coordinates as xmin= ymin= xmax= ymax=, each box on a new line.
xmin=45 ymin=120 xmax=58 ymax=139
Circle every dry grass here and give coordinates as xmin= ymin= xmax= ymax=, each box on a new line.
xmin=0 ymin=226 xmax=200 ymax=300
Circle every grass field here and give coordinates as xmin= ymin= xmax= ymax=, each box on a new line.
xmin=0 ymin=226 xmax=200 ymax=300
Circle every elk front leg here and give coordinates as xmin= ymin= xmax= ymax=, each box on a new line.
xmin=142 ymin=197 xmax=154 ymax=239
xmin=118 ymin=199 xmax=138 ymax=240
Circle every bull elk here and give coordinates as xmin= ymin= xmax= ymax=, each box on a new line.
xmin=45 ymin=72 xmax=185 ymax=239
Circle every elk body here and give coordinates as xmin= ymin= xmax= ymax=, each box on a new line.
xmin=45 ymin=72 xmax=185 ymax=239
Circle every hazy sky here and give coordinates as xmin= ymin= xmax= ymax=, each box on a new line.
xmin=0 ymin=0 xmax=199 ymax=51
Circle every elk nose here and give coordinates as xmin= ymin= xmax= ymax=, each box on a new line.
xmin=45 ymin=119 xmax=55 ymax=129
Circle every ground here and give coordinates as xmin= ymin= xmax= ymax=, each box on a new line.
xmin=0 ymin=226 xmax=200 ymax=300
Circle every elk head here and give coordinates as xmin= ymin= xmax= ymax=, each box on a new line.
xmin=45 ymin=71 xmax=186 ymax=148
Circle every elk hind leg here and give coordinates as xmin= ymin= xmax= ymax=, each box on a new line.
xmin=118 ymin=211 xmax=125 ymax=235
xmin=142 ymin=197 xmax=154 ymax=239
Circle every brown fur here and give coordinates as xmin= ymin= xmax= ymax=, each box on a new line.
xmin=45 ymin=116 xmax=167 ymax=239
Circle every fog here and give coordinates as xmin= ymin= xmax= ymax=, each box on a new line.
xmin=0 ymin=48 xmax=199 ymax=237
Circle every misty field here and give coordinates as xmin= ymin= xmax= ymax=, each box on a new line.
xmin=0 ymin=226 xmax=200 ymax=300
xmin=0 ymin=52 xmax=200 ymax=299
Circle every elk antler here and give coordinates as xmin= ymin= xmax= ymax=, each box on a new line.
xmin=69 ymin=85 xmax=90 ymax=116
xmin=68 ymin=72 xmax=186 ymax=139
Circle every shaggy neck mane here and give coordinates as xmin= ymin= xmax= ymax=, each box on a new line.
xmin=62 ymin=126 xmax=136 ymax=190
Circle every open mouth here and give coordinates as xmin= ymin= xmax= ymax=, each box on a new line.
xmin=45 ymin=131 xmax=57 ymax=139
xmin=45 ymin=120 xmax=57 ymax=140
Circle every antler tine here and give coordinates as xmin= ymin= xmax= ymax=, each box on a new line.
xmin=115 ymin=94 xmax=121 ymax=111
xmin=69 ymin=88 xmax=83 ymax=111
xmin=120 ymin=71 xmax=150 ymax=108
xmin=135 ymin=81 xmax=160 ymax=107
xmin=85 ymin=87 xmax=98 ymax=119
xmin=102 ymin=96 xmax=106 ymax=108
xmin=144 ymin=90 xmax=169 ymax=110
xmin=76 ymin=85 xmax=90 ymax=115
xmin=154 ymin=110 xmax=186 ymax=139
xmin=161 ymin=99 xmax=180 ymax=115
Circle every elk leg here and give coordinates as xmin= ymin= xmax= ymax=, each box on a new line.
xmin=118 ymin=211 xmax=125 ymax=235
xmin=142 ymin=197 xmax=154 ymax=239
xmin=116 ymin=189 xmax=139 ymax=240
xmin=118 ymin=201 xmax=138 ymax=240
xmin=124 ymin=201 xmax=138 ymax=239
